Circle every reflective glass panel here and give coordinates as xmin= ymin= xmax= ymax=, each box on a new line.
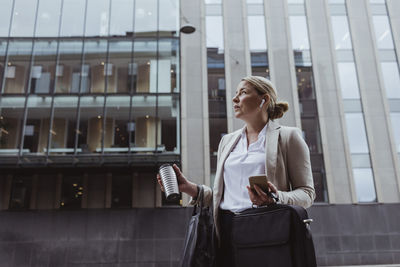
xmin=337 ymin=62 xmax=361 ymax=99
xmin=30 ymin=40 xmax=58 ymax=94
xmin=23 ymin=96 xmax=52 ymax=154
xmin=205 ymin=0 xmax=221 ymax=4
xmin=4 ymin=41 xmax=33 ymax=94
xmin=133 ymin=39 xmax=157 ymax=93
xmin=372 ymin=16 xmax=394 ymax=49
xmin=288 ymin=0 xmax=304 ymax=3
xmin=247 ymin=0 xmax=263 ymax=3
xmin=0 ymin=97 xmax=25 ymax=153
xmin=10 ymin=0 xmax=38 ymax=37
xmin=77 ymin=96 xmax=105 ymax=153
xmin=130 ymin=95 xmax=157 ymax=151
xmin=289 ymin=16 xmax=310 ymax=50
xmin=82 ymin=40 xmax=108 ymax=93
xmin=49 ymin=96 xmax=78 ymax=154
xmin=0 ymin=1 xmax=13 ymax=37
xmin=381 ymin=62 xmax=400 ymax=99
xmin=345 ymin=113 xmax=369 ymax=153
xmin=296 ymin=65 xmax=315 ymax=100
xmin=331 ymin=16 xmax=352 ymax=50
xmin=206 ymin=16 xmax=224 ymax=52
xmin=85 ymin=0 xmax=110 ymax=36
xmin=110 ymin=0 xmax=134 ymax=36
xmin=157 ymin=39 xmax=175 ymax=93
xmin=60 ymin=0 xmax=86 ymax=37
xmin=0 ymin=41 xmax=6 ymax=92
xmin=104 ymin=96 xmax=130 ymax=153
xmin=353 ymin=168 xmax=376 ymax=202
xmin=135 ymin=0 xmax=158 ymax=36
xmin=329 ymin=0 xmax=345 ymax=3
xmin=56 ymin=40 xmax=83 ymax=93
xmin=159 ymin=95 xmax=178 ymax=152
xmin=248 ymin=16 xmax=267 ymax=52
xmin=159 ymin=0 xmax=179 ymax=36
xmin=390 ymin=113 xmax=400 ymax=153
xmin=108 ymin=40 xmax=133 ymax=93
xmin=35 ymin=0 xmax=62 ymax=37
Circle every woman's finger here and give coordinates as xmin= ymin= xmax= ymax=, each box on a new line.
xmin=246 ymin=186 xmax=257 ymax=202
xmin=267 ymin=181 xmax=277 ymax=193
xmin=253 ymin=184 xmax=267 ymax=198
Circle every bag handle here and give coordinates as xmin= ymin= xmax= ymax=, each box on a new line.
xmin=192 ymin=185 xmax=204 ymax=215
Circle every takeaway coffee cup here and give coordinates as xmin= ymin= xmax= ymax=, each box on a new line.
xmin=159 ymin=164 xmax=180 ymax=200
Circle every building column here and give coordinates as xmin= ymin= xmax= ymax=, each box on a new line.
xmin=180 ymin=0 xmax=211 ymax=204
xmin=223 ymin=0 xmax=250 ymax=132
xmin=304 ymin=0 xmax=353 ymax=203
xmin=347 ymin=0 xmax=400 ymax=202
xmin=265 ymin=0 xmax=301 ymax=128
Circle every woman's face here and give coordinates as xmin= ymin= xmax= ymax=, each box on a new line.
xmin=232 ymin=81 xmax=265 ymax=119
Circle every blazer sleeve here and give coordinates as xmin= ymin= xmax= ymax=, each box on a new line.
xmin=187 ymin=135 xmax=227 ymax=207
xmin=277 ymin=128 xmax=316 ymax=208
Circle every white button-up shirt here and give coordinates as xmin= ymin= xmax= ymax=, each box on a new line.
xmin=219 ymin=123 xmax=268 ymax=212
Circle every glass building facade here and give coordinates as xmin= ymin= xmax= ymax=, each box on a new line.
xmin=0 ymin=0 xmax=181 ymax=209
xmin=0 ymin=0 xmax=180 ymax=160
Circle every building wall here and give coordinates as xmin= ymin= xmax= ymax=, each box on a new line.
xmin=0 ymin=205 xmax=400 ymax=266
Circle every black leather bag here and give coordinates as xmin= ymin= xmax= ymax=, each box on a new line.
xmin=231 ymin=204 xmax=316 ymax=267
xmin=180 ymin=186 xmax=216 ymax=267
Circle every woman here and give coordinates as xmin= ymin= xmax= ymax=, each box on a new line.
xmin=157 ymin=76 xmax=315 ymax=266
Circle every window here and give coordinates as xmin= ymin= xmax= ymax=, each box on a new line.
xmin=60 ymin=0 xmax=86 ymax=37
xmin=353 ymin=168 xmax=376 ymax=202
xmin=10 ymin=0 xmax=38 ymax=37
xmin=289 ymin=16 xmax=310 ymax=50
xmin=372 ymin=16 xmax=394 ymax=49
xmin=381 ymin=62 xmax=400 ymax=99
xmin=85 ymin=0 xmax=110 ymax=36
xmin=331 ymin=16 xmax=352 ymax=50
xmin=0 ymin=1 xmax=13 ymax=37
xmin=0 ymin=97 xmax=25 ymax=153
xmin=35 ymin=0 xmax=62 ymax=37
xmin=337 ymin=62 xmax=361 ymax=99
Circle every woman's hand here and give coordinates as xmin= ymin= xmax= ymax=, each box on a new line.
xmin=156 ymin=164 xmax=198 ymax=198
xmin=246 ymin=181 xmax=278 ymax=206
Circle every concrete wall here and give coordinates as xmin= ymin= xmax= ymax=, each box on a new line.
xmin=0 ymin=204 xmax=399 ymax=266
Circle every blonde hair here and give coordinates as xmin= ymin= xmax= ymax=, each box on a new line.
xmin=241 ymin=76 xmax=289 ymax=120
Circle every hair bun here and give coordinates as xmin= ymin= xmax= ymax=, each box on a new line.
xmin=271 ymin=101 xmax=289 ymax=120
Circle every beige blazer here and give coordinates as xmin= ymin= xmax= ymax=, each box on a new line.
xmin=190 ymin=120 xmax=315 ymax=240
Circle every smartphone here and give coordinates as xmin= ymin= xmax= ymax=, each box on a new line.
xmin=249 ymin=175 xmax=279 ymax=202
xmin=249 ymin=175 xmax=269 ymax=192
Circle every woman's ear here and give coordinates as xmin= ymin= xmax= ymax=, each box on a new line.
xmin=263 ymin=94 xmax=270 ymax=106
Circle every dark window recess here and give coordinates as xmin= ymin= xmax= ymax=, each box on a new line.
xmin=295 ymin=59 xmax=328 ymax=202
xmin=9 ymin=176 xmax=32 ymax=210
xmin=114 ymin=120 xmax=129 ymax=148
xmin=111 ymin=175 xmax=132 ymax=208
xmin=60 ymin=176 xmax=83 ymax=209
xmin=161 ymin=119 xmax=176 ymax=151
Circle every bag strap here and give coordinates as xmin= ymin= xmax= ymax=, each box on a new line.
xmin=192 ymin=185 xmax=204 ymax=216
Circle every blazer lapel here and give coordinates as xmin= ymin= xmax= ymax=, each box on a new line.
xmin=213 ymin=128 xmax=243 ymax=208
xmin=266 ymin=120 xmax=281 ymax=181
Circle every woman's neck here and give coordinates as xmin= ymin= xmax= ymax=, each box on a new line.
xmin=245 ymin=117 xmax=269 ymax=135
